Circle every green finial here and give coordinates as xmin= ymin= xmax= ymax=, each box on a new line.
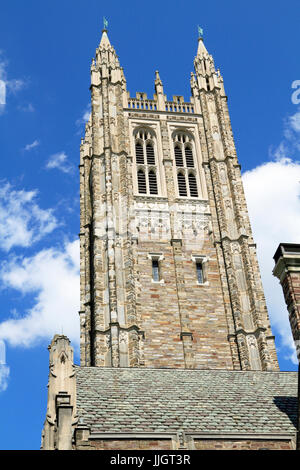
xmin=198 ymin=25 xmax=203 ymax=38
xmin=103 ymin=17 xmax=108 ymax=31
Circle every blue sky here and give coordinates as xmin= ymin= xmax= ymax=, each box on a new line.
xmin=0 ymin=0 xmax=300 ymax=450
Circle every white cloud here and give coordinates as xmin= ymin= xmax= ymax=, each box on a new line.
xmin=243 ymin=157 xmax=300 ymax=365
xmin=0 ymin=182 xmax=58 ymax=251
xmin=46 ymin=152 xmax=73 ymax=174
xmin=0 ymin=240 xmax=80 ymax=348
xmin=24 ymin=140 xmax=40 ymax=151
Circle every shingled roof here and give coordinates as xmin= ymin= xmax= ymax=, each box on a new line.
xmin=75 ymin=367 xmax=297 ymax=435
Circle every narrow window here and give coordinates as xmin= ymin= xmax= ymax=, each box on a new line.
xmin=152 ymin=259 xmax=160 ymax=282
xmin=146 ymin=144 xmax=155 ymax=165
xmin=148 ymin=170 xmax=158 ymax=195
xmin=206 ymin=77 xmax=210 ymax=91
xmin=177 ymin=172 xmax=187 ymax=197
xmin=135 ymin=142 xmax=144 ymax=164
xmin=137 ymin=170 xmax=147 ymax=194
xmin=185 ymin=146 xmax=194 ymax=167
xmin=188 ymin=173 xmax=198 ymax=197
xmin=174 ymin=145 xmax=184 ymax=167
xmin=196 ymin=261 xmax=204 ymax=284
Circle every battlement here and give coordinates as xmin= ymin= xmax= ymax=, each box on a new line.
xmin=126 ymin=92 xmax=195 ymax=114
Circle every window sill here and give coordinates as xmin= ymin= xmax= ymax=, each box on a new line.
xmin=197 ymin=281 xmax=209 ymax=286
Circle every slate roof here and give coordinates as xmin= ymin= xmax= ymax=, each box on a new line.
xmin=75 ymin=367 xmax=297 ymax=435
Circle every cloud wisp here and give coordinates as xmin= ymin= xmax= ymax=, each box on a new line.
xmin=0 ymin=182 xmax=58 ymax=252
xmin=46 ymin=152 xmax=74 ymax=174
xmin=23 ymin=140 xmax=40 ymax=152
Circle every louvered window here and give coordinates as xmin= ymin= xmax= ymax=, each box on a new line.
xmin=135 ymin=142 xmax=144 ymax=164
xmin=148 ymin=170 xmax=158 ymax=195
xmin=188 ymin=173 xmax=198 ymax=197
xmin=175 ymin=146 xmax=184 ymax=167
xmin=173 ymin=133 xmax=199 ymax=198
xmin=185 ymin=146 xmax=194 ymax=167
xmin=137 ymin=170 xmax=147 ymax=194
xmin=134 ymin=129 xmax=159 ymax=196
xmin=177 ymin=172 xmax=187 ymax=197
xmin=146 ymin=144 xmax=155 ymax=165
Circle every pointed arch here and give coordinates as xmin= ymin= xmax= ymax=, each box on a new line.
xmin=134 ymin=127 xmax=160 ymax=196
xmin=173 ymin=131 xmax=199 ymax=198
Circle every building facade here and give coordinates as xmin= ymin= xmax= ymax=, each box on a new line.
xmin=41 ymin=30 xmax=298 ymax=451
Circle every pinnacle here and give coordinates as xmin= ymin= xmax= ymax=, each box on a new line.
xmin=99 ymin=29 xmax=111 ymax=48
xmin=155 ymin=70 xmax=162 ymax=86
xmin=196 ymin=36 xmax=209 ymax=57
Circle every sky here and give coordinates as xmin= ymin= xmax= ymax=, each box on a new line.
xmin=0 ymin=0 xmax=299 ymax=450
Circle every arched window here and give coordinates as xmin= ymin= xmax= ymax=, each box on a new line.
xmin=134 ymin=129 xmax=159 ymax=196
xmin=173 ymin=132 xmax=199 ymax=198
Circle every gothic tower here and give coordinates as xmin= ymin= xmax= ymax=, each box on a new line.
xmin=42 ymin=28 xmax=300 ymax=452
xmin=78 ymin=29 xmax=278 ymax=372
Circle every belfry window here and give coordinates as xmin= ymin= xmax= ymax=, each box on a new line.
xmin=173 ymin=132 xmax=199 ymax=198
xmin=135 ymin=129 xmax=159 ymax=196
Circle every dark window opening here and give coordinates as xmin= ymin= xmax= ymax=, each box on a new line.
xmin=152 ymin=259 xmax=160 ymax=282
xmin=196 ymin=261 xmax=204 ymax=284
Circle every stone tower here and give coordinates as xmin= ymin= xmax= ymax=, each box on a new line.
xmin=78 ymin=29 xmax=278 ymax=372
